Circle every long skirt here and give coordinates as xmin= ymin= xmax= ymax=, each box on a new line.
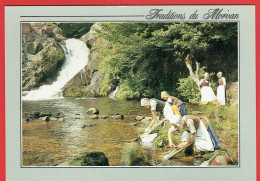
xmin=178 ymin=104 xmax=187 ymax=117
xmin=217 ymin=85 xmax=225 ymax=105
xmin=181 ymin=121 xmax=214 ymax=151
xmin=201 ymin=86 xmax=217 ymax=103
xmin=207 ymin=124 xmax=220 ymax=149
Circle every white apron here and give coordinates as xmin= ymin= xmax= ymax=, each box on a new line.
xmin=217 ymin=85 xmax=225 ymax=105
xmin=201 ymin=86 xmax=216 ymax=102
xmin=163 ymin=103 xmax=182 ymax=125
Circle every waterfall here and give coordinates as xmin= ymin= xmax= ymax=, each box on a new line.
xmin=22 ymin=39 xmax=89 ymax=101
xmin=108 ymin=86 xmax=120 ymax=99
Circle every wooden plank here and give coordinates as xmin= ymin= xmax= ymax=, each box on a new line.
xmin=163 ymin=148 xmax=184 ymax=160
xmin=162 ymin=143 xmax=193 ymax=160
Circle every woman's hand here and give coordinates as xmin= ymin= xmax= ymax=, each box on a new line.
xmin=169 ymin=143 xmax=178 ymax=148
xmin=177 ymin=142 xmax=188 ymax=149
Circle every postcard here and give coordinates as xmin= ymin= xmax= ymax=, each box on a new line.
xmin=1 ymin=3 xmax=258 ymax=181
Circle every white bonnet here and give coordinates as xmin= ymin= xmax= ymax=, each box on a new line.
xmin=204 ymin=72 xmax=209 ymax=77
xmin=217 ymin=72 xmax=222 ymax=76
xmin=141 ymin=98 xmax=150 ymax=106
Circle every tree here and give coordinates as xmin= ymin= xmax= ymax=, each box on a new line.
xmin=58 ymin=23 xmax=93 ymax=39
xmin=96 ymin=22 xmax=238 ymax=100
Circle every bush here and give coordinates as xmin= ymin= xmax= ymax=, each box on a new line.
xmin=177 ymin=67 xmax=217 ymax=104
xmin=177 ymin=76 xmax=201 ymax=104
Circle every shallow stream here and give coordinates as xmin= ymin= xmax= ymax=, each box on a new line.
xmin=22 ymin=98 xmax=201 ymax=166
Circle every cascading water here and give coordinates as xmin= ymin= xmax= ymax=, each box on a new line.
xmin=108 ymin=86 xmax=120 ymax=99
xmin=22 ymin=39 xmax=89 ymax=101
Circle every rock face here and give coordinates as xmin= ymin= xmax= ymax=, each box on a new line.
xmin=22 ymin=23 xmax=66 ymax=91
xmin=62 ymin=23 xmax=114 ymax=97
xmin=69 ymin=152 xmax=109 ymax=166
xmin=226 ymin=82 xmax=238 ymax=106
xmin=120 ymin=142 xmax=150 ymax=166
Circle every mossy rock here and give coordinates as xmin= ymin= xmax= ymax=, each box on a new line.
xmin=69 ymin=152 xmax=109 ymax=166
xmin=140 ymin=119 xmax=151 ymax=128
xmin=120 ymin=142 xmax=150 ymax=166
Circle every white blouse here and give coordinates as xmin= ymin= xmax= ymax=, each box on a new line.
xmin=150 ymin=99 xmax=157 ymax=111
xmin=219 ymin=77 xmax=226 ymax=86
xmin=199 ymin=79 xmax=211 ymax=87
xmin=187 ymin=119 xmax=196 ymax=134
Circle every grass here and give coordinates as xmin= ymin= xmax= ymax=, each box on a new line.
xmin=188 ymin=103 xmax=239 ymax=165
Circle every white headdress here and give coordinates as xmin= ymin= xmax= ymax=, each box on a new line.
xmin=141 ymin=98 xmax=150 ymax=107
xmin=217 ymin=72 xmax=222 ymax=76
xmin=204 ymin=72 xmax=209 ymax=78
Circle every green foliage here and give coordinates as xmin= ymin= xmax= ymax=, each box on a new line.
xmin=152 ymin=126 xmax=182 ymax=147
xmin=177 ymin=76 xmax=201 ymax=104
xmin=96 ymin=22 xmax=238 ymax=100
xmin=58 ymin=23 xmax=93 ymax=39
xmin=177 ymin=66 xmax=217 ymax=104
xmin=152 ymin=130 xmax=169 ymax=147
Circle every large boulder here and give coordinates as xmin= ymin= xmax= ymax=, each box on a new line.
xmin=140 ymin=118 xmax=151 ymax=128
xmin=22 ymin=23 xmax=66 ymax=91
xmin=120 ymin=142 xmax=150 ymax=166
xmin=87 ymin=108 xmax=99 ymax=114
xmin=69 ymin=152 xmax=109 ymax=166
xmin=226 ymin=82 xmax=238 ymax=106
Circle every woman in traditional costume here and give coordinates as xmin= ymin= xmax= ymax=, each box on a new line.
xmin=141 ymin=98 xmax=181 ymax=134
xmin=161 ymin=91 xmax=187 ymax=117
xmin=216 ymin=72 xmax=226 ymax=105
xmin=199 ymin=73 xmax=217 ymax=104
xmin=174 ymin=115 xmax=219 ymax=152
xmin=141 ymin=98 xmax=166 ymax=132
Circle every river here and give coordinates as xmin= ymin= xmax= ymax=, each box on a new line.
xmin=22 ymin=98 xmax=153 ymax=166
xmin=22 ymin=98 xmax=206 ymax=166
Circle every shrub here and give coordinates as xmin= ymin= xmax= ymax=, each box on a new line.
xmin=177 ymin=67 xmax=217 ymax=104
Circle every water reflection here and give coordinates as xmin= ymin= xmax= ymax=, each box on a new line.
xmin=22 ymin=98 xmax=150 ymax=166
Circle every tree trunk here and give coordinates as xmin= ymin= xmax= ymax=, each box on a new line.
xmin=184 ymin=55 xmax=200 ymax=86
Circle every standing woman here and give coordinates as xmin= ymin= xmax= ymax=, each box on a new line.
xmin=216 ymin=72 xmax=226 ymax=105
xmin=199 ymin=73 xmax=217 ymax=104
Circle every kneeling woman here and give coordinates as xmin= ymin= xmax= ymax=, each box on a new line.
xmin=175 ymin=115 xmax=215 ymax=152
